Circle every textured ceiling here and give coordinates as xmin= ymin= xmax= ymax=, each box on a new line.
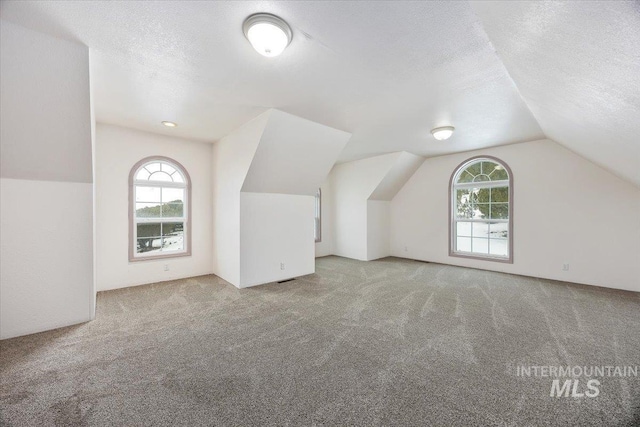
xmin=1 ymin=1 xmax=637 ymax=183
xmin=471 ymin=1 xmax=640 ymax=186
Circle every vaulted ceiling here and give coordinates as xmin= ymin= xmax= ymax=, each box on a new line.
xmin=1 ymin=1 xmax=638 ymax=184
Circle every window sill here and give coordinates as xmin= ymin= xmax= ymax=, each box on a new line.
xmin=449 ymin=251 xmax=513 ymax=264
xmin=129 ymin=251 xmax=191 ymax=262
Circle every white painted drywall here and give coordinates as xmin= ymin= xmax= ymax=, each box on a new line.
xmin=332 ymin=152 xmax=424 ymax=261
xmin=213 ymin=109 xmax=348 ymax=287
xmin=0 ymin=179 xmax=94 ymax=339
xmin=315 ymin=178 xmax=335 ymax=258
xmin=0 ymin=20 xmax=92 ymax=183
xmin=332 ymin=154 xmax=399 ymax=260
xmin=241 ymin=109 xmax=351 ymax=196
xmin=367 ymin=200 xmax=391 ymax=261
xmin=95 ymin=124 xmax=213 ymax=291
xmin=211 ymin=113 xmax=268 ymax=287
xmin=0 ymin=21 xmax=94 ymax=339
xmin=391 ymin=139 xmax=640 ymax=292
xmin=240 ymin=193 xmax=315 ymax=287
xmin=369 ymin=152 xmax=425 ymax=201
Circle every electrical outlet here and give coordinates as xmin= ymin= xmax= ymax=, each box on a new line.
xmin=164 ymin=264 xmax=169 ymax=271
xmin=562 ymin=263 xmax=569 ymax=271
xmin=280 ymin=263 xmax=285 ymax=270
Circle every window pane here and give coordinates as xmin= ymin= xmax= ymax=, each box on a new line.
xmin=490 ymin=166 xmax=508 ymax=181
xmin=162 ymin=188 xmax=184 ymax=204
xmin=145 ymin=162 xmax=161 ymax=173
xmin=476 ymin=187 xmax=491 ymax=204
xmin=472 ymin=174 xmax=490 ymax=182
xmin=456 ymin=189 xmax=474 ymax=218
xmin=149 ymin=171 xmax=172 ymax=182
xmin=489 ymin=222 xmax=509 ymax=239
xmin=472 ymin=238 xmax=489 ymax=254
xmin=136 ymin=203 xmax=161 ymax=218
xmin=464 ymin=162 xmax=481 ymax=177
xmin=490 ymin=203 xmax=509 ymax=219
xmin=163 ymin=203 xmax=184 ymax=218
xmin=457 ymin=237 xmax=471 ymax=252
xmin=136 ymin=223 xmax=162 ymax=254
xmin=472 ymin=222 xmax=490 ymax=238
xmin=473 ymin=203 xmax=489 ymax=219
xmin=457 ymin=171 xmax=474 ymax=183
xmin=161 ymin=163 xmax=176 ymax=175
xmin=481 ymin=161 xmax=498 ymax=175
xmin=135 ymin=168 xmax=150 ymax=181
xmin=136 ymin=186 xmax=160 ymax=203
xmin=457 ymin=221 xmax=472 ymax=237
xmin=490 ymin=187 xmax=509 ymax=203
xmin=162 ymin=222 xmax=184 ymax=252
xmin=172 ymin=173 xmax=184 ymax=183
xmin=489 ymin=239 xmax=508 ymax=257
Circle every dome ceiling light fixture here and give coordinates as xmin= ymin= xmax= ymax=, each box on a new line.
xmin=243 ymin=13 xmax=292 ymax=57
xmin=431 ymin=126 xmax=455 ymax=140
xmin=162 ymin=121 xmax=177 ymax=127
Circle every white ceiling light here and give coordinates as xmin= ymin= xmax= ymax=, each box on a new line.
xmin=243 ymin=13 xmax=292 ymax=57
xmin=431 ymin=126 xmax=455 ymax=140
xmin=162 ymin=121 xmax=177 ymax=127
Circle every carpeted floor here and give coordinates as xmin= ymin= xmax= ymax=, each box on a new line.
xmin=1 ymin=256 xmax=639 ymax=426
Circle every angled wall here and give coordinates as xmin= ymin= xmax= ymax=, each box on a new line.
xmin=212 ymin=109 xmax=350 ymax=288
xmin=212 ymin=112 xmax=268 ymax=286
xmin=0 ymin=21 xmax=94 ymax=339
xmin=390 ymin=139 xmax=640 ymax=292
xmin=239 ymin=110 xmax=350 ymax=287
xmin=332 ymin=152 xmax=424 ymax=261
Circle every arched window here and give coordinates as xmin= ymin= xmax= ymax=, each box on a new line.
xmin=314 ymin=188 xmax=321 ymax=242
xmin=450 ymin=156 xmax=513 ymax=263
xmin=129 ymin=156 xmax=191 ymax=261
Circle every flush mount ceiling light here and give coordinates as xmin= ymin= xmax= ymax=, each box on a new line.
xmin=162 ymin=121 xmax=177 ymax=127
xmin=243 ymin=13 xmax=292 ymax=57
xmin=431 ymin=126 xmax=455 ymax=140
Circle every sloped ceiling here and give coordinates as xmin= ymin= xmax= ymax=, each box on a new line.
xmin=241 ymin=110 xmax=351 ymax=195
xmin=369 ymin=152 xmax=425 ymax=201
xmin=1 ymin=1 xmax=638 ymax=185
xmin=471 ymin=1 xmax=640 ymax=186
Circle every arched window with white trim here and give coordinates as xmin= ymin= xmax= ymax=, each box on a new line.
xmin=129 ymin=157 xmax=191 ymax=261
xmin=450 ymin=156 xmax=513 ymax=263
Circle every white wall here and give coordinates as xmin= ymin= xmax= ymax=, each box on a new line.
xmin=315 ymin=178 xmax=335 ymax=257
xmin=0 ymin=21 xmax=94 ymax=339
xmin=240 ymin=193 xmax=315 ymax=287
xmin=213 ymin=109 xmax=348 ymax=287
xmin=95 ymin=124 xmax=213 ymax=291
xmin=367 ymin=200 xmax=391 ymax=261
xmin=212 ymin=113 xmax=267 ymax=286
xmin=332 ymin=152 xmax=424 ymax=261
xmin=391 ymin=139 xmax=640 ymax=292
xmin=1 ymin=180 xmax=94 ymax=339
xmin=333 ymin=154 xmax=398 ymax=260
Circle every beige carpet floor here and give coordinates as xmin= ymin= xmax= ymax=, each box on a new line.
xmin=1 ymin=256 xmax=639 ymax=426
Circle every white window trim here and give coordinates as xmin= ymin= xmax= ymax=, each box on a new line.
xmin=449 ymin=155 xmax=514 ymax=264
xmin=128 ymin=156 xmax=192 ymax=262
